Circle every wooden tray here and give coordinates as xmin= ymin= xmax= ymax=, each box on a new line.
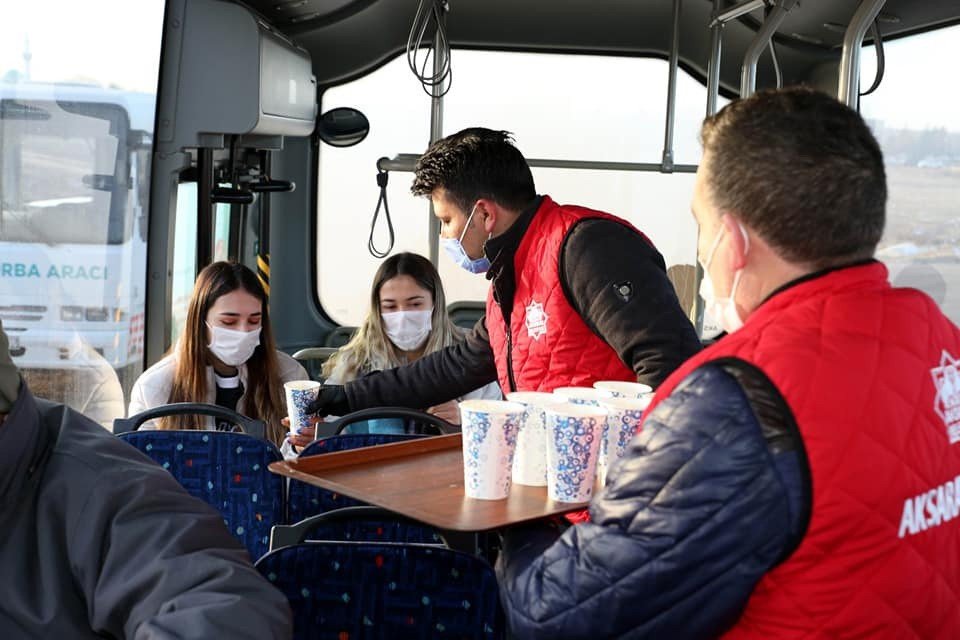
xmin=269 ymin=433 xmax=592 ymax=531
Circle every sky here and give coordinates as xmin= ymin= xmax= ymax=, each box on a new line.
xmin=0 ymin=0 xmax=164 ymax=93
xmin=859 ymin=26 xmax=960 ymax=131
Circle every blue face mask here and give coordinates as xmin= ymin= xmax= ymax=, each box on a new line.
xmin=441 ymin=203 xmax=491 ymax=274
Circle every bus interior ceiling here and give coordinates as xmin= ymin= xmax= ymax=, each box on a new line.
xmin=249 ymin=0 xmax=960 ymax=91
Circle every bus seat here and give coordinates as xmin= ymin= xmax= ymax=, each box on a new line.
xmin=666 ymin=263 xmax=697 ymax=319
xmin=331 ymin=406 xmax=457 ymax=437
xmin=113 ymin=402 xmax=267 ymax=440
xmin=256 ymin=541 xmax=505 ymax=640
xmin=270 ymin=505 xmax=446 ymax=551
xmin=286 ymin=433 xmax=427 ymax=524
xmin=291 ymin=347 xmax=338 ymax=381
xmin=447 ymin=300 xmax=485 ymax=330
xmin=119 ymin=430 xmax=284 ymax=561
xmin=324 ymin=326 xmax=356 ymax=348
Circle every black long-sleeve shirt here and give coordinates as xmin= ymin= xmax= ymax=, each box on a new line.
xmin=344 ymin=196 xmax=701 ymax=410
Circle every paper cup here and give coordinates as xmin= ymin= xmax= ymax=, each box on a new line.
xmin=459 ymin=399 xmax=524 ymax=500
xmin=544 ymin=403 xmax=606 ymax=502
xmin=593 ymin=380 xmax=653 ymax=399
xmin=284 ymin=380 xmax=321 ymax=436
xmin=596 ymin=396 xmax=649 ymax=486
xmin=506 ymin=392 xmax=565 ymax=486
xmin=553 ymin=386 xmax=614 ymax=406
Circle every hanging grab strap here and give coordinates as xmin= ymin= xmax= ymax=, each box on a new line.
xmin=368 ymin=164 xmax=395 ymax=258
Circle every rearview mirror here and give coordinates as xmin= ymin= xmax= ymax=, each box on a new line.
xmin=316 ymin=107 xmax=369 ymax=147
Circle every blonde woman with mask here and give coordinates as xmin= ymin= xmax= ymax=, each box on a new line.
xmin=128 ymin=261 xmax=307 ymax=447
xmin=287 ymin=252 xmax=500 ymax=452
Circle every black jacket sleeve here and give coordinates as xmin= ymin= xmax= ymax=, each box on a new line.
xmin=59 ymin=424 xmax=293 ymax=638
xmin=560 ymin=218 xmax=702 ymax=388
xmin=343 ymin=316 xmax=499 ymax=411
xmin=496 ymin=361 xmax=810 ymax=639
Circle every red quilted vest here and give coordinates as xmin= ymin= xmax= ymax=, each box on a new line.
xmin=645 ymin=262 xmax=960 ymax=638
xmin=485 ymin=196 xmax=638 ymax=393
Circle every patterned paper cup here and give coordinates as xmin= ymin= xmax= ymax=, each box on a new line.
xmin=505 ymin=391 xmax=565 ymax=486
xmin=284 ymin=380 xmax=321 ymax=436
xmin=544 ymin=403 xmax=607 ymax=502
xmin=552 ymin=386 xmax=614 ymax=406
xmin=593 ymin=380 xmax=653 ymax=399
xmin=596 ymin=396 xmax=650 ymax=486
xmin=459 ymin=399 xmax=525 ymax=500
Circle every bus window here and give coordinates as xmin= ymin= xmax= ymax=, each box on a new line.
xmin=0 ymin=0 xmax=163 ymax=428
xmin=860 ymin=24 xmax=960 ymax=323
xmin=317 ymin=50 xmax=722 ymax=327
xmin=171 ymin=182 xmax=198 ymax=345
xmin=440 ymin=51 xmax=721 ymax=312
xmin=317 ymin=56 xmax=431 ymax=326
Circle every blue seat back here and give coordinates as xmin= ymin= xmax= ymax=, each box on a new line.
xmin=305 ymin=516 xmax=445 ymax=545
xmin=287 ymin=433 xmax=424 ymax=523
xmin=119 ymin=430 xmax=284 ymax=561
xmin=256 ymin=542 xmax=504 ymax=639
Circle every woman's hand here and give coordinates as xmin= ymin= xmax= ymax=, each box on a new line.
xmin=282 ymin=415 xmax=319 ymax=451
xmin=427 ymin=400 xmax=461 ymax=425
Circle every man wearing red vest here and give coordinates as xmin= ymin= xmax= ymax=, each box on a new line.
xmin=497 ymin=87 xmax=960 ymax=638
xmin=308 ymin=128 xmax=701 ymax=417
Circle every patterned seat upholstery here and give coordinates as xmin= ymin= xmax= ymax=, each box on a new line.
xmin=303 ymin=517 xmax=445 ymax=545
xmin=287 ymin=434 xmax=425 ymax=523
xmin=119 ymin=430 xmax=284 ymax=561
xmin=287 ymin=434 xmax=446 ymax=546
xmin=256 ymin=542 xmax=505 ymax=639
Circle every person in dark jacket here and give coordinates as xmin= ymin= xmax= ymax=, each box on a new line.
xmin=496 ymin=88 xmax=960 ymax=638
xmin=0 ymin=321 xmax=292 ymax=639
xmin=309 ymin=127 xmax=701 ymax=416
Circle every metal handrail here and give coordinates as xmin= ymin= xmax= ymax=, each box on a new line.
xmin=661 ymin=0 xmax=683 ymax=172
xmin=838 ymin=0 xmax=887 ymax=108
xmin=740 ymin=0 xmax=795 ymax=98
xmin=377 ymin=154 xmax=697 ymax=175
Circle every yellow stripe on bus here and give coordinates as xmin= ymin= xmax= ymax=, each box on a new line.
xmin=257 ymin=254 xmax=270 ymax=295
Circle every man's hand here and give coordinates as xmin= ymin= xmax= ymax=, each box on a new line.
xmin=305 ymin=384 xmax=350 ymax=417
xmin=427 ymin=400 xmax=461 ymax=425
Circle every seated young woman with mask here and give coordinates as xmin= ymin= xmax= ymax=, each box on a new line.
xmin=128 ymin=261 xmax=307 ymax=448
xmin=287 ymin=252 xmax=501 ymax=453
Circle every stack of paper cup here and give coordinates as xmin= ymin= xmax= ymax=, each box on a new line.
xmin=596 ymin=396 xmax=650 ymax=486
xmin=553 ymin=386 xmax=614 ymax=406
xmin=544 ymin=402 xmax=607 ymax=502
xmin=459 ymin=399 xmax=525 ymax=500
xmin=284 ymin=380 xmax=321 ymax=439
xmin=593 ymin=380 xmax=653 ymax=399
xmin=505 ymin=391 xmax=565 ymax=486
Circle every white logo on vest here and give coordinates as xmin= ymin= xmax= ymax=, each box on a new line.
xmin=525 ymin=301 xmax=548 ymax=340
xmin=931 ymin=350 xmax=960 ymax=444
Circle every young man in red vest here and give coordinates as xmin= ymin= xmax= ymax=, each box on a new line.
xmin=496 ymin=87 xmax=960 ymax=638
xmin=303 ymin=128 xmax=701 ymax=425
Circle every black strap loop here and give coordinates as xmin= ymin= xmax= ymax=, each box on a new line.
xmin=368 ymin=167 xmax=395 ymax=258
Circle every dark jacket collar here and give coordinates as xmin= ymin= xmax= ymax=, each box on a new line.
xmin=484 ymin=195 xmax=544 ymax=284
xmin=0 ymin=381 xmax=51 ymax=512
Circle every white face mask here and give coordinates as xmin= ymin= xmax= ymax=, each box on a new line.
xmin=381 ymin=309 xmax=433 ymax=352
xmin=698 ymin=222 xmax=750 ymax=334
xmin=207 ymin=323 xmax=262 ymax=366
